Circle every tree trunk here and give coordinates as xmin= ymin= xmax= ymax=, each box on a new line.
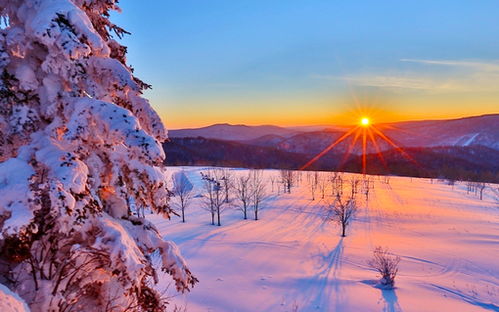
xmin=217 ymin=207 xmax=221 ymax=226
xmin=211 ymin=211 xmax=214 ymax=225
xmin=182 ymin=206 xmax=185 ymax=223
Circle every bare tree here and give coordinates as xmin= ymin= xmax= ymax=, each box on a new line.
xmin=318 ymin=174 xmax=327 ymax=199
xmin=295 ymin=170 xmax=303 ymax=186
xmin=466 ymin=181 xmax=474 ymax=194
xmin=280 ymin=170 xmax=295 ymax=193
xmin=270 ymin=174 xmax=276 ymax=193
xmin=250 ymin=170 xmax=267 ymax=220
xmin=201 ymin=173 xmax=216 ymax=225
xmin=329 ymin=172 xmax=338 ymax=196
xmin=333 ymin=173 xmax=344 ymax=196
xmin=171 ymin=171 xmax=194 ymax=223
xmin=201 ymin=171 xmax=226 ymax=226
xmin=350 ymin=178 xmax=360 ymax=198
xmin=368 ymin=246 xmax=401 ymax=289
xmin=329 ymin=194 xmax=357 ymax=237
xmin=216 ymin=168 xmax=233 ymax=203
xmin=478 ymin=182 xmax=487 ymax=200
xmin=234 ymin=172 xmax=252 ymax=219
xmin=308 ymin=171 xmax=318 ymax=200
xmin=362 ymin=177 xmax=372 ymax=201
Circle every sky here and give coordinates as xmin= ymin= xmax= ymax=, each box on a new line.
xmin=111 ymin=1 xmax=499 ymax=129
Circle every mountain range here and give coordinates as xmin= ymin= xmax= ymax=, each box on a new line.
xmin=165 ymin=114 xmax=499 ymax=182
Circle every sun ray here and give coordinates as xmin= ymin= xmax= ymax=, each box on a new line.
xmin=300 ymin=126 xmax=359 ymax=170
xmin=362 ymin=127 xmax=367 ymax=174
xmin=367 ymin=128 xmax=388 ymax=168
xmin=371 ymin=126 xmax=419 ymax=166
xmin=337 ymin=128 xmax=362 ymax=170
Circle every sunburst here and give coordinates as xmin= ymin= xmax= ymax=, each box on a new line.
xmin=300 ymin=115 xmax=419 ymax=174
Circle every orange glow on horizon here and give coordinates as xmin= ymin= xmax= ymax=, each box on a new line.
xmin=300 ymin=112 xmax=421 ymax=173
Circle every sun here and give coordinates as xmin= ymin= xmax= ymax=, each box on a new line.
xmin=360 ymin=117 xmax=370 ymax=127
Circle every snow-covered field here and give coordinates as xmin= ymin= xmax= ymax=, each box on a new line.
xmin=151 ymin=167 xmax=499 ymax=312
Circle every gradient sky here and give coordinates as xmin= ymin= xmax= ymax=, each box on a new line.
xmin=111 ymin=1 xmax=499 ymax=129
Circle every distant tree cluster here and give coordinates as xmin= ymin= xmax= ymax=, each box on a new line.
xmin=198 ymin=168 xmax=269 ymax=225
xmin=165 ymin=139 xmax=499 ymax=183
xmin=466 ymin=181 xmax=488 ymax=200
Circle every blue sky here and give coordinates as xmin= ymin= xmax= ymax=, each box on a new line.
xmin=112 ymin=1 xmax=499 ymax=128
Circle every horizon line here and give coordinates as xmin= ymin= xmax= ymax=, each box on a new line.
xmin=167 ymin=112 xmax=499 ymax=130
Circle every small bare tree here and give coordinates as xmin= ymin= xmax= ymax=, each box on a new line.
xmin=234 ymin=173 xmax=252 ymax=219
xmin=318 ymin=174 xmax=327 ymax=199
xmin=201 ymin=173 xmax=217 ymax=225
xmin=368 ymin=246 xmax=401 ymax=289
xmin=250 ymin=170 xmax=267 ymax=220
xmin=350 ymin=178 xmax=360 ymax=198
xmin=280 ymin=169 xmax=295 ymax=193
xmin=171 ymin=171 xmax=194 ymax=223
xmin=216 ymin=168 xmax=233 ymax=203
xmin=477 ymin=182 xmax=487 ymax=200
xmin=329 ymin=194 xmax=357 ymax=237
xmin=334 ymin=174 xmax=344 ymax=196
xmin=466 ymin=181 xmax=474 ymax=194
xmin=201 ymin=171 xmax=227 ymax=226
xmin=362 ymin=177 xmax=372 ymax=201
xmin=270 ymin=174 xmax=276 ymax=193
xmin=329 ymin=172 xmax=338 ymax=196
xmin=308 ymin=171 xmax=318 ymax=200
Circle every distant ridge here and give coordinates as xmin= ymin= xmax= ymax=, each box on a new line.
xmin=168 ymin=123 xmax=301 ymax=141
xmin=168 ymin=114 xmax=499 ymax=151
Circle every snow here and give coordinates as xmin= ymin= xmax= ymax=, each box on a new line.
xmin=0 ymin=284 xmax=30 ymax=312
xmin=22 ymin=0 xmax=109 ymax=57
xmin=152 ymin=167 xmax=499 ymax=312
xmin=15 ymin=64 xmax=38 ymax=90
xmin=0 ymin=157 xmax=35 ymax=237
xmin=462 ymin=133 xmax=480 ymax=146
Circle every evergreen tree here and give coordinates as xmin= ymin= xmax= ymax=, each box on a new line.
xmin=0 ymin=1 xmax=196 ymax=311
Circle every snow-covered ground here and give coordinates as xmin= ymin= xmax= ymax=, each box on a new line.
xmin=151 ymin=167 xmax=499 ymax=312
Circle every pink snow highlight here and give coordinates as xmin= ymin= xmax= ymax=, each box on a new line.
xmin=0 ymin=284 xmax=30 ymax=312
xmin=153 ymin=167 xmax=499 ymax=312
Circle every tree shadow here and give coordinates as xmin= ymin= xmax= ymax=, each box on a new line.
xmin=361 ymin=280 xmax=403 ymax=312
xmin=380 ymin=288 xmax=402 ymax=312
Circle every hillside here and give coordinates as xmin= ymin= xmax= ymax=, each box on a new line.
xmin=154 ymin=167 xmax=499 ymax=312
xmin=164 ymin=137 xmax=308 ymax=169
xmin=164 ymin=138 xmax=499 ymax=182
xmin=169 ymin=114 xmax=499 ymax=153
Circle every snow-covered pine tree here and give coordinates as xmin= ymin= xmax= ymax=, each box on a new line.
xmin=0 ymin=1 xmax=196 ymax=311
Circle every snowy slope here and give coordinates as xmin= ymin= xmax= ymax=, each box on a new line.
xmin=271 ymin=114 xmax=499 ymax=155
xmin=151 ymin=167 xmax=499 ymax=312
xmin=383 ymin=114 xmax=499 ymax=150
